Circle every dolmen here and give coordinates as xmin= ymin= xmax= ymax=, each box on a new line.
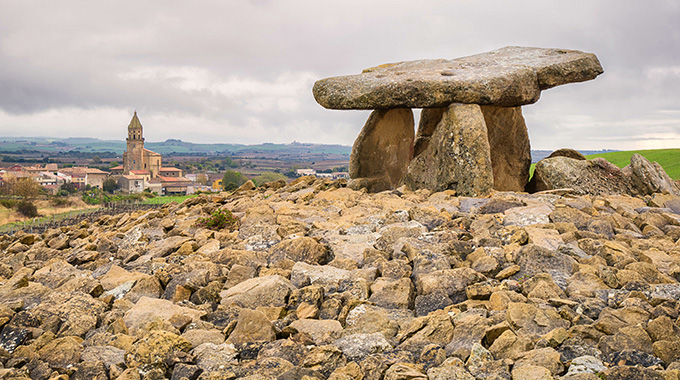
xmin=313 ymin=46 xmax=604 ymax=195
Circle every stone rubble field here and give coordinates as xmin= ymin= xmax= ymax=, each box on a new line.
xmin=2 ymin=176 xmax=680 ymax=380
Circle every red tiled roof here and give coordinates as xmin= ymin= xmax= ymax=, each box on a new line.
xmin=158 ymin=175 xmax=191 ymax=182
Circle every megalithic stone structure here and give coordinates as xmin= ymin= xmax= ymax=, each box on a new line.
xmin=312 ymin=46 xmax=603 ymax=196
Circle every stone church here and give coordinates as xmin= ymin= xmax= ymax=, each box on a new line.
xmin=111 ymin=112 xmax=189 ymax=194
xmin=122 ymin=111 xmax=162 ymax=177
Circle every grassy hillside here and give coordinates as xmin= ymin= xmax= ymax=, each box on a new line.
xmin=585 ymin=149 xmax=680 ymax=180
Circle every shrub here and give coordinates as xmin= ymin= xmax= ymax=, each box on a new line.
xmin=222 ymin=170 xmax=247 ymax=191
xmin=103 ymin=178 xmax=119 ymax=193
xmin=195 ymin=209 xmax=239 ymax=231
xmin=60 ymin=182 xmax=78 ymax=194
xmin=16 ymin=200 xmax=38 ymax=218
xmin=0 ymin=199 xmax=17 ymax=209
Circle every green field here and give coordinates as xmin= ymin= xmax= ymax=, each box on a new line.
xmin=140 ymin=195 xmax=197 ymax=205
xmin=530 ymin=148 xmax=680 ymax=180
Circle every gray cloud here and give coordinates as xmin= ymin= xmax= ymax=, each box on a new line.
xmin=0 ymin=1 xmax=678 ymax=149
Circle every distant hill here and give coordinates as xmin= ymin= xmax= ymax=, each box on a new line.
xmin=0 ymin=137 xmax=352 ymax=158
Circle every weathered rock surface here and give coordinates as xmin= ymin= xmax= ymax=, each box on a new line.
xmin=482 ymin=105 xmax=532 ymax=192
xmin=348 ymin=108 xmax=415 ymax=192
xmin=529 ymin=156 xmax=635 ymax=195
xmin=404 ymin=103 xmax=494 ymax=195
xmin=313 ymin=46 xmax=603 ymax=109
xmin=1 ymin=177 xmax=680 ymax=379
xmin=630 ymin=153 xmax=680 ymax=196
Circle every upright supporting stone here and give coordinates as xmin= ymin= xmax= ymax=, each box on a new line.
xmin=481 ymin=105 xmax=531 ymax=192
xmin=348 ymin=108 xmax=414 ymax=192
xmin=413 ymin=108 xmax=446 ymax=158
xmin=404 ymin=104 xmax=494 ymax=196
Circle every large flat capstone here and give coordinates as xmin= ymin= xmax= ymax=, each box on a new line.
xmin=313 ymin=46 xmax=603 ymax=109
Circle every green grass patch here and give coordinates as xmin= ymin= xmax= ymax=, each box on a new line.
xmin=139 ymin=194 xmax=197 ymax=205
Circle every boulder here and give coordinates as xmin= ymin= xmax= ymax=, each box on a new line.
xmin=507 ymin=302 xmax=569 ymax=337
xmin=290 ymin=262 xmax=351 ymax=293
xmin=514 ymin=347 xmax=564 ymax=375
xmin=81 ymin=345 xmax=126 ymax=369
xmin=37 ymin=336 xmax=84 ymax=371
xmin=123 ymin=296 xmax=206 ymax=336
xmin=192 ymin=342 xmax=238 ymax=372
xmin=313 ymin=46 xmax=603 ymax=109
xmin=445 ymin=313 xmax=490 ymax=360
xmin=30 ymin=291 xmax=107 ymax=337
xmin=268 ymin=237 xmax=333 ymax=266
xmin=334 ymin=333 xmax=393 ymax=361
xmin=368 ymin=277 xmax=415 ymax=309
xmin=220 ymin=275 xmax=295 ymax=309
xmin=125 ymin=330 xmax=192 ymax=370
xmin=529 ymin=156 xmax=635 ymax=195
xmin=547 ymin=148 xmax=587 ymax=160
xmin=630 ymin=153 xmax=680 ymax=195
xmin=383 ymin=362 xmax=427 ymax=380
xmin=225 ymin=309 xmax=276 ymax=345
xmin=514 ymin=244 xmax=576 ymax=287
xmin=289 ymin=319 xmax=344 ymax=345
xmin=399 ymin=310 xmax=455 ymax=347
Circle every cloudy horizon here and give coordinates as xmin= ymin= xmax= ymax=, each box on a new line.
xmin=1 ymin=1 xmax=679 ymax=151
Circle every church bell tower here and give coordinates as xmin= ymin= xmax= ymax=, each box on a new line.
xmin=123 ymin=111 xmax=145 ymax=174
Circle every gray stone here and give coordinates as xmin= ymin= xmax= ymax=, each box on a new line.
xmin=334 ymin=333 xmax=393 ymax=361
xmin=313 ymin=46 xmax=603 ymax=109
xmin=192 ymin=343 xmax=238 ymax=372
xmin=290 ymin=262 xmax=351 ymax=293
xmin=514 ymin=244 xmax=576 ymax=288
xmin=566 ymin=355 xmax=606 ymax=375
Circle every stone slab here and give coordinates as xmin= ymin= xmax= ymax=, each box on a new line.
xmin=313 ymin=46 xmax=603 ymax=109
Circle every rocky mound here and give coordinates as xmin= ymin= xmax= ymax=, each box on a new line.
xmin=1 ymin=176 xmax=680 ymax=379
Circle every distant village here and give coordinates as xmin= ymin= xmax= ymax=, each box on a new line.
xmin=0 ymin=112 xmax=348 ymax=196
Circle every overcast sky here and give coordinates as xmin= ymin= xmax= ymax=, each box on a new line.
xmin=1 ymin=1 xmax=679 ymax=150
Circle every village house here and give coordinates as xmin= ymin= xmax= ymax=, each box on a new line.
xmin=59 ymin=167 xmax=108 ymax=189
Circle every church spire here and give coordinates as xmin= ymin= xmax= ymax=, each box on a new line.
xmin=128 ymin=110 xmax=143 ymax=131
